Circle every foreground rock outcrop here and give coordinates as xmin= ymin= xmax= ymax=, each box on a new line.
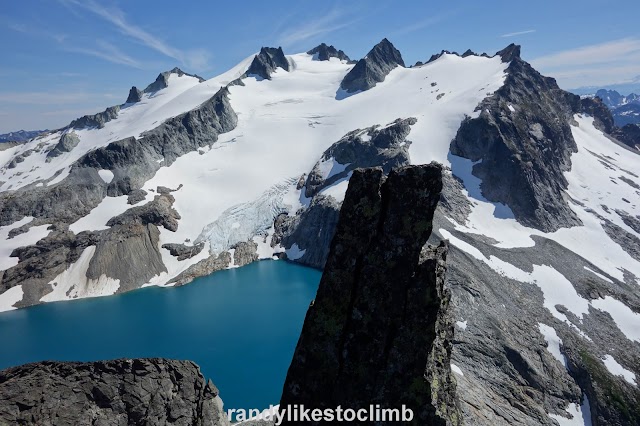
xmin=0 ymin=358 xmax=229 ymax=426
xmin=280 ymin=164 xmax=460 ymax=425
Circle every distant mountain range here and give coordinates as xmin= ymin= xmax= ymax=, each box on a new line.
xmin=583 ymin=89 xmax=640 ymax=127
xmin=0 ymin=129 xmax=48 ymax=143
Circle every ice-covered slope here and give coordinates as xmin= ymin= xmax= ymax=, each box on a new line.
xmin=0 ymin=47 xmax=509 ymax=308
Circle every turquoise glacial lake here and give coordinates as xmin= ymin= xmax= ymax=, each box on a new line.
xmin=0 ymin=260 xmax=321 ymax=412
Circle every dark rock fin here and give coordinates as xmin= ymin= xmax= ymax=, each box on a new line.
xmin=495 ymin=43 xmax=521 ymax=62
xmin=280 ymin=164 xmax=460 ymax=425
xmin=126 ymin=86 xmax=143 ymax=103
xmin=245 ymin=47 xmax=290 ymax=80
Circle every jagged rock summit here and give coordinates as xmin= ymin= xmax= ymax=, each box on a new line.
xmin=281 ymin=164 xmax=460 ymax=425
xmin=307 ymin=43 xmax=350 ymax=62
xmin=340 ymin=38 xmax=405 ymax=93
xmin=0 ymin=358 xmax=230 ymax=425
xmin=245 ymin=47 xmax=290 ymax=80
xmin=144 ymin=67 xmax=205 ymax=93
xmin=126 ymin=86 xmax=143 ymax=103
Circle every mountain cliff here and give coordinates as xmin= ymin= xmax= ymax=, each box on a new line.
xmin=0 ymin=39 xmax=639 ymax=424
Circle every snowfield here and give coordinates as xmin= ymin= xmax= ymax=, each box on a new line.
xmin=0 ymin=49 xmax=638 ymax=365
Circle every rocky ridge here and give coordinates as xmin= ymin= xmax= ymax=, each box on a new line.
xmin=306 ymin=43 xmax=351 ymax=62
xmin=0 ymin=358 xmax=230 ymax=425
xmin=340 ymin=38 xmax=405 ymax=93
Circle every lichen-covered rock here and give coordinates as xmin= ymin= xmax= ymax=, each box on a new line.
xmin=340 ymin=38 xmax=404 ymax=93
xmin=0 ymin=358 xmax=230 ymax=426
xmin=281 ymin=164 xmax=460 ymax=425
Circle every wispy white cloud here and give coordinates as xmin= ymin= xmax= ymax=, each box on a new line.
xmin=532 ymin=38 xmax=640 ymax=69
xmin=531 ymin=37 xmax=640 ymax=88
xmin=6 ymin=21 xmax=68 ymax=43
xmin=500 ymin=29 xmax=536 ymax=38
xmin=59 ymin=0 xmax=211 ymax=70
xmin=392 ymin=11 xmax=457 ymax=37
xmin=64 ymin=40 xmax=142 ymax=69
xmin=277 ymin=8 xmax=355 ymax=47
xmin=0 ymin=91 xmax=111 ymax=105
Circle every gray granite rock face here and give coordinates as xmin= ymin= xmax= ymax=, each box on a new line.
xmin=0 ymin=359 xmax=230 ymax=426
xmin=281 ymin=165 xmax=460 ymax=426
xmin=245 ymin=47 xmax=290 ymax=80
xmin=304 ymin=117 xmax=415 ymax=198
xmin=231 ymin=240 xmax=259 ymax=267
xmin=450 ymin=46 xmax=583 ymax=232
xmin=46 ymin=131 xmax=80 ymax=159
xmin=340 ymin=38 xmax=404 ymax=93
xmin=272 ymin=195 xmax=340 ymax=269
xmin=0 ymin=87 xmax=237 ymax=308
xmin=126 ymin=86 xmax=143 ymax=103
xmin=273 ymin=118 xmax=415 ymax=269
xmin=306 ymin=43 xmax=350 ymax=62
xmin=69 ymin=105 xmax=121 ymax=130
xmin=611 ymin=123 xmax=640 ymax=151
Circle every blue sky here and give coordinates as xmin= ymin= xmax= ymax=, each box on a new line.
xmin=1 ymin=0 xmax=639 ymax=132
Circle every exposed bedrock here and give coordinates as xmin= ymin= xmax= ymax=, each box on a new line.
xmin=340 ymin=38 xmax=404 ymax=93
xmin=0 ymin=358 xmax=230 ymax=426
xmin=245 ymin=47 xmax=290 ymax=80
xmin=273 ymin=118 xmax=415 ymax=268
xmin=46 ymin=131 xmax=80 ymax=160
xmin=307 ymin=43 xmax=350 ymax=62
xmin=69 ymin=105 xmax=121 ymax=130
xmin=450 ymin=46 xmax=583 ymax=232
xmin=144 ymin=67 xmax=206 ymax=93
xmin=304 ymin=117 xmax=415 ymax=198
xmin=0 ymin=87 xmax=238 ymax=307
xmin=280 ymin=164 xmax=461 ymax=425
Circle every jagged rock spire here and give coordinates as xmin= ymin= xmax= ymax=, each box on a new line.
xmin=340 ymin=38 xmax=404 ymax=93
xmin=307 ymin=43 xmax=350 ymax=62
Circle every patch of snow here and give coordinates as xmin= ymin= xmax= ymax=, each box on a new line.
xmin=456 ymin=320 xmax=468 ymax=330
xmin=98 ymin=169 xmax=114 ymax=183
xmin=318 ymin=172 xmax=352 ymax=203
xmin=583 ymin=266 xmax=613 ymax=284
xmin=316 ymin=157 xmax=349 ymax=180
xmin=286 ymin=243 xmax=306 ymax=260
xmin=40 ymin=246 xmax=120 ymax=302
xmin=69 ymin=195 xmax=131 ymax=233
xmin=602 ymin=354 xmax=637 ymax=386
xmin=538 ymin=323 xmax=569 ymax=369
xmin=451 ymin=364 xmax=464 ymax=376
xmin=549 ymin=395 xmax=592 ymax=426
xmin=0 ymin=217 xmax=51 ymax=270
xmin=591 ymin=296 xmax=640 ymax=342
xmin=0 ymin=285 xmax=24 ymax=312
